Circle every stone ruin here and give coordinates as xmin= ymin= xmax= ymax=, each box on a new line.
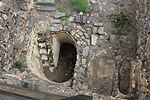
xmin=0 ymin=0 xmax=150 ymax=100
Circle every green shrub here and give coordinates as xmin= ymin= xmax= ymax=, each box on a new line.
xmin=57 ymin=7 xmax=65 ymax=12
xmin=68 ymin=0 xmax=88 ymax=12
xmin=109 ymin=12 xmax=128 ymax=29
xmin=60 ymin=16 xmax=68 ymax=21
xmin=68 ymin=0 xmax=76 ymax=5
xmin=109 ymin=12 xmax=129 ymax=35
xmin=14 ymin=60 xmax=23 ymax=69
xmin=57 ymin=7 xmax=71 ymax=21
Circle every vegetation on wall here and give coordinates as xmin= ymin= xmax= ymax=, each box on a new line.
xmin=57 ymin=7 xmax=71 ymax=21
xmin=68 ymin=0 xmax=88 ymax=12
xmin=109 ymin=12 xmax=129 ymax=35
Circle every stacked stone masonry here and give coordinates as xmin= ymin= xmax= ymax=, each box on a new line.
xmin=3 ymin=0 xmax=150 ymax=99
xmin=135 ymin=0 xmax=150 ymax=99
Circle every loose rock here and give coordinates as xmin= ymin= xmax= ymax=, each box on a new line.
xmin=91 ymin=34 xmax=98 ymax=45
xmin=49 ymin=26 xmax=60 ymax=32
xmin=50 ymin=19 xmax=61 ymax=24
xmin=41 ymin=55 xmax=48 ymax=60
xmin=79 ymin=67 xmax=86 ymax=77
xmin=90 ymin=0 xmax=97 ymax=4
xmin=36 ymin=5 xmax=55 ymax=11
xmin=93 ymin=22 xmax=103 ymax=27
xmin=40 ymin=49 xmax=47 ymax=54
xmin=83 ymin=33 xmax=89 ymax=39
xmin=53 ymin=12 xmax=66 ymax=19
xmin=97 ymin=27 xmax=104 ymax=35
xmin=82 ymin=46 xmax=90 ymax=58
xmin=28 ymin=16 xmax=36 ymax=29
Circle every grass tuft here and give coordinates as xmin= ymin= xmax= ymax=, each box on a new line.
xmin=109 ymin=12 xmax=129 ymax=35
xmin=14 ymin=60 xmax=23 ymax=69
xmin=68 ymin=0 xmax=88 ymax=12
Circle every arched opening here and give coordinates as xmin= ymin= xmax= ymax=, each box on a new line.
xmin=43 ymin=33 xmax=77 ymax=83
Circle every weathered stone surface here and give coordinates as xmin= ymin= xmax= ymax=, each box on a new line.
xmin=93 ymin=22 xmax=103 ymax=27
xmin=20 ymin=3 xmax=28 ymax=11
xmin=82 ymin=59 xmax=86 ymax=65
xmin=75 ymin=16 xmax=86 ymax=24
xmin=82 ymin=46 xmax=90 ymax=58
xmin=78 ymin=31 xmax=83 ymax=36
xmin=49 ymin=26 xmax=59 ymax=32
xmin=0 ymin=2 xmax=4 ymax=12
xmin=50 ymin=19 xmax=61 ymax=24
xmin=38 ymin=43 xmax=46 ymax=48
xmin=97 ymin=27 xmax=104 ymax=35
xmin=41 ymin=55 xmax=48 ymax=60
xmin=92 ymin=26 xmax=97 ymax=34
xmin=70 ymin=30 xmax=76 ymax=36
xmin=36 ymin=0 xmax=55 ymax=5
xmin=53 ymin=12 xmax=65 ymax=19
xmin=79 ymin=67 xmax=86 ymax=77
xmin=36 ymin=5 xmax=55 ymax=11
xmin=38 ymin=37 xmax=45 ymax=43
xmin=63 ymin=81 xmax=71 ymax=87
xmin=90 ymin=0 xmax=96 ymax=4
xmin=75 ymin=61 xmax=80 ymax=67
xmin=83 ymin=33 xmax=89 ymax=39
xmin=0 ymin=24 xmax=3 ymax=30
xmin=97 ymin=58 xmax=115 ymax=78
xmin=49 ymin=67 xmax=55 ymax=72
xmin=91 ymin=34 xmax=98 ymax=45
xmin=88 ymin=53 xmax=115 ymax=95
xmin=0 ymin=57 xmax=2 ymax=62
xmin=40 ymin=49 xmax=47 ymax=54
xmin=3 ymin=65 xmax=9 ymax=72
xmin=66 ymin=25 xmax=74 ymax=32
xmin=28 ymin=16 xmax=36 ymax=29
xmin=68 ymin=16 xmax=75 ymax=22
xmin=2 ymin=14 xmax=8 ymax=21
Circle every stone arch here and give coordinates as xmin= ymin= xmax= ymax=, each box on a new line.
xmin=43 ymin=32 xmax=78 ymax=83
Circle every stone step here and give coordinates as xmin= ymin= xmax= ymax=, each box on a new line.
xmin=36 ymin=5 xmax=55 ymax=12
xmin=36 ymin=0 xmax=55 ymax=6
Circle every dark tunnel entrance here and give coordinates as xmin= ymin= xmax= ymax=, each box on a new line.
xmin=44 ymin=43 xmax=77 ymax=83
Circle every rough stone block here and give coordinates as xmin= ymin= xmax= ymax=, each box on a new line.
xmin=53 ymin=12 xmax=66 ymax=19
xmin=36 ymin=0 xmax=55 ymax=6
xmin=36 ymin=5 xmax=55 ymax=12
xmin=91 ymin=34 xmax=98 ymax=45
xmin=82 ymin=46 xmax=90 ymax=58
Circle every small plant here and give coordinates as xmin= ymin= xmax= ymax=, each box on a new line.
xmin=60 ymin=16 xmax=68 ymax=21
xmin=14 ymin=60 xmax=23 ymax=69
xmin=68 ymin=0 xmax=88 ymax=12
xmin=57 ymin=7 xmax=65 ymax=12
xmin=109 ymin=12 xmax=128 ymax=28
xmin=109 ymin=12 xmax=129 ymax=35
xmin=68 ymin=0 xmax=76 ymax=5
xmin=57 ymin=7 xmax=71 ymax=21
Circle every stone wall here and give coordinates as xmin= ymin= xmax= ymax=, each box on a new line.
xmin=135 ymin=0 xmax=150 ymax=99
xmin=136 ymin=0 xmax=150 ymax=79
